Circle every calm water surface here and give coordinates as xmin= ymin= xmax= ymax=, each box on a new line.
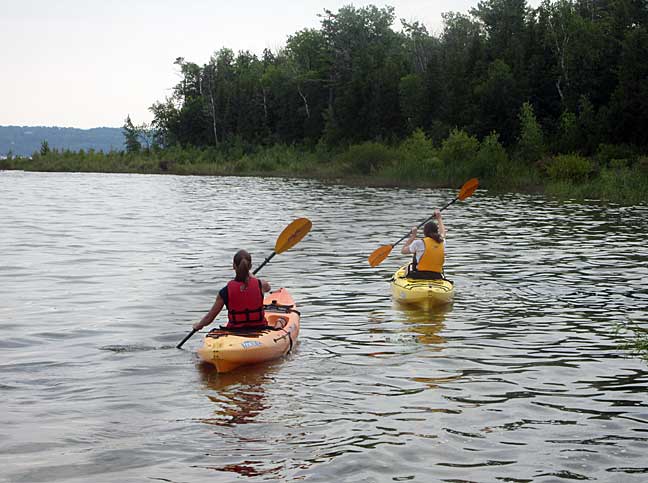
xmin=1 ymin=171 xmax=647 ymax=482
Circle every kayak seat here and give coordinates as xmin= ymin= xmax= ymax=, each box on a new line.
xmin=208 ymin=326 xmax=274 ymax=338
xmin=406 ymin=270 xmax=444 ymax=280
xmin=405 ymin=264 xmax=453 ymax=283
xmin=271 ymin=317 xmax=288 ymax=329
xmin=264 ymin=303 xmax=301 ymax=316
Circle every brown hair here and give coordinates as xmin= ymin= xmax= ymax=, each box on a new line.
xmin=233 ymin=249 xmax=252 ymax=282
xmin=423 ymin=221 xmax=443 ymax=243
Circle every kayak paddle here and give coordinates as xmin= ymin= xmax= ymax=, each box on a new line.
xmin=176 ymin=217 xmax=312 ymax=349
xmin=367 ymin=178 xmax=478 ymax=267
xmin=252 ymin=217 xmax=312 ymax=274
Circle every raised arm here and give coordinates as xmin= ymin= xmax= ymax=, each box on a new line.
xmin=193 ymin=294 xmax=225 ymax=331
xmin=401 ymin=227 xmax=417 ymax=254
xmin=434 ymin=209 xmax=447 ymax=239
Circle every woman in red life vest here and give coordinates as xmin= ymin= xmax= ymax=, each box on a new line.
xmin=400 ymin=209 xmax=447 ymax=280
xmin=192 ymin=250 xmax=271 ymax=331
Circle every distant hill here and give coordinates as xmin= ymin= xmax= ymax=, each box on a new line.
xmin=0 ymin=126 xmax=125 ymax=156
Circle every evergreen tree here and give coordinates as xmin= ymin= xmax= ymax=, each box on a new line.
xmin=123 ymin=116 xmax=141 ymax=153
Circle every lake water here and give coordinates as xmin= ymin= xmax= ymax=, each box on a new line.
xmin=1 ymin=171 xmax=647 ymax=482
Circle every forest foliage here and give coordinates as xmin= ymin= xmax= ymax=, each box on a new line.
xmin=2 ymin=1 xmax=647 ymax=204
xmin=146 ymin=0 xmax=648 ymax=157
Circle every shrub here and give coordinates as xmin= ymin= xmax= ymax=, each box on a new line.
xmin=380 ymin=155 xmax=442 ymax=181
xmin=233 ymin=156 xmax=252 ymax=173
xmin=438 ymin=129 xmax=479 ymax=181
xmin=609 ymin=159 xmax=628 ymax=170
xmin=475 ymin=132 xmax=508 ymax=178
xmin=253 ymin=144 xmax=305 ymax=169
xmin=439 ymin=129 xmax=479 ymax=166
xmin=377 ymin=129 xmax=442 ymax=181
xmin=595 ymin=143 xmax=638 ymax=167
xmin=337 ymin=142 xmax=395 ymax=175
xmin=636 ymin=156 xmax=648 ymax=174
xmin=399 ymin=128 xmax=436 ymax=162
xmin=546 ymin=154 xmax=593 ymax=182
xmin=255 ymin=155 xmax=278 ymax=172
xmin=428 ymin=120 xmax=451 ymax=145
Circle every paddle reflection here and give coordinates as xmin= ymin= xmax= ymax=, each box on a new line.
xmin=197 ymin=361 xmax=276 ymax=427
xmin=395 ymin=301 xmax=451 ymax=346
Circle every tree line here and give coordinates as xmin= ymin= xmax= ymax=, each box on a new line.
xmin=5 ymin=0 xmax=643 ymax=204
xmin=133 ymin=0 xmax=647 ymax=159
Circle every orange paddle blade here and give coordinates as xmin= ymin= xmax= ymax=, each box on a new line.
xmin=368 ymin=244 xmax=394 ymax=267
xmin=275 ymin=217 xmax=312 ymax=254
xmin=458 ymin=178 xmax=479 ymax=200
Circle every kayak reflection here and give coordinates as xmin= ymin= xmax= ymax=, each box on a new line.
xmin=196 ymin=362 xmax=291 ymax=479
xmin=394 ymin=301 xmax=451 ymax=346
xmin=197 ymin=361 xmax=278 ymax=427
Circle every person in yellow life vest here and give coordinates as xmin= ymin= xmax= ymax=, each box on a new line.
xmin=400 ymin=209 xmax=447 ymax=280
xmin=192 ymin=249 xmax=271 ymax=332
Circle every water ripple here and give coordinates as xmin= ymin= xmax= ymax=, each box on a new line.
xmin=1 ymin=172 xmax=647 ymax=482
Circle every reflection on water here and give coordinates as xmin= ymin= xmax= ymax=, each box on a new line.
xmin=197 ymin=364 xmax=279 ymax=478
xmin=198 ymin=362 xmax=271 ymax=427
xmin=394 ymin=301 xmax=449 ymax=346
xmin=1 ymin=171 xmax=647 ymax=482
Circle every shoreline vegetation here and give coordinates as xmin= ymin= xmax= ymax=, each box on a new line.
xmin=1 ymin=128 xmax=646 ymax=205
xmin=3 ymin=1 xmax=648 ymax=206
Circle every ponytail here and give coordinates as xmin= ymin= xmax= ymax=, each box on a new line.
xmin=423 ymin=221 xmax=443 ymax=243
xmin=233 ymin=249 xmax=252 ymax=283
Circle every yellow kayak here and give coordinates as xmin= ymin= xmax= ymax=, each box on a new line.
xmin=391 ymin=265 xmax=454 ymax=306
xmin=197 ymin=288 xmax=300 ymax=373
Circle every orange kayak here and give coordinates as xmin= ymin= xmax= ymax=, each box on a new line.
xmin=197 ymin=288 xmax=300 ymax=373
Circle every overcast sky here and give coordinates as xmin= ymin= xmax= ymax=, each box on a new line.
xmin=1 ymin=0 xmax=540 ymax=129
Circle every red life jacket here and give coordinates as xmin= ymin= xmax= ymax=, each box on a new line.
xmin=226 ymin=276 xmax=266 ymax=329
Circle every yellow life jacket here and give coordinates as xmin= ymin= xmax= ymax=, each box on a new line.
xmin=416 ymin=237 xmax=444 ymax=273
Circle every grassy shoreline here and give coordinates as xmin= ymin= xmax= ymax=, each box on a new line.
xmin=2 ymin=133 xmax=647 ymax=205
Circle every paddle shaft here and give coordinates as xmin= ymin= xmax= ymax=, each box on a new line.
xmin=391 ymin=197 xmax=457 ymax=248
xmin=253 ymin=251 xmax=276 ymax=275
xmin=176 ymin=329 xmax=197 ymax=349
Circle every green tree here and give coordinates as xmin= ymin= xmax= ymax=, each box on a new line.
xmin=556 ymin=110 xmax=579 ymax=153
xmin=516 ymin=101 xmax=545 ymax=162
xmin=471 ymin=0 xmax=528 ymax=73
xmin=576 ymin=95 xmax=601 ymax=155
xmin=123 ymin=115 xmax=141 ymax=153
xmin=285 ymin=28 xmax=330 ymax=142
xmin=319 ymin=5 xmax=406 ymax=142
xmin=40 ymin=140 xmax=50 ymax=156
xmin=473 ymin=59 xmax=520 ymax=144
xmin=399 ymin=73 xmax=426 ymax=130
xmin=439 ymin=12 xmax=484 ymax=129
xmin=608 ymin=25 xmax=648 ymax=146
xmin=144 ymin=2 xmax=648 ymax=156
xmin=149 ymin=99 xmax=180 ymax=147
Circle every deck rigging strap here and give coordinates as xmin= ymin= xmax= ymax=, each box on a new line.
xmin=273 ymin=328 xmax=293 ymax=352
